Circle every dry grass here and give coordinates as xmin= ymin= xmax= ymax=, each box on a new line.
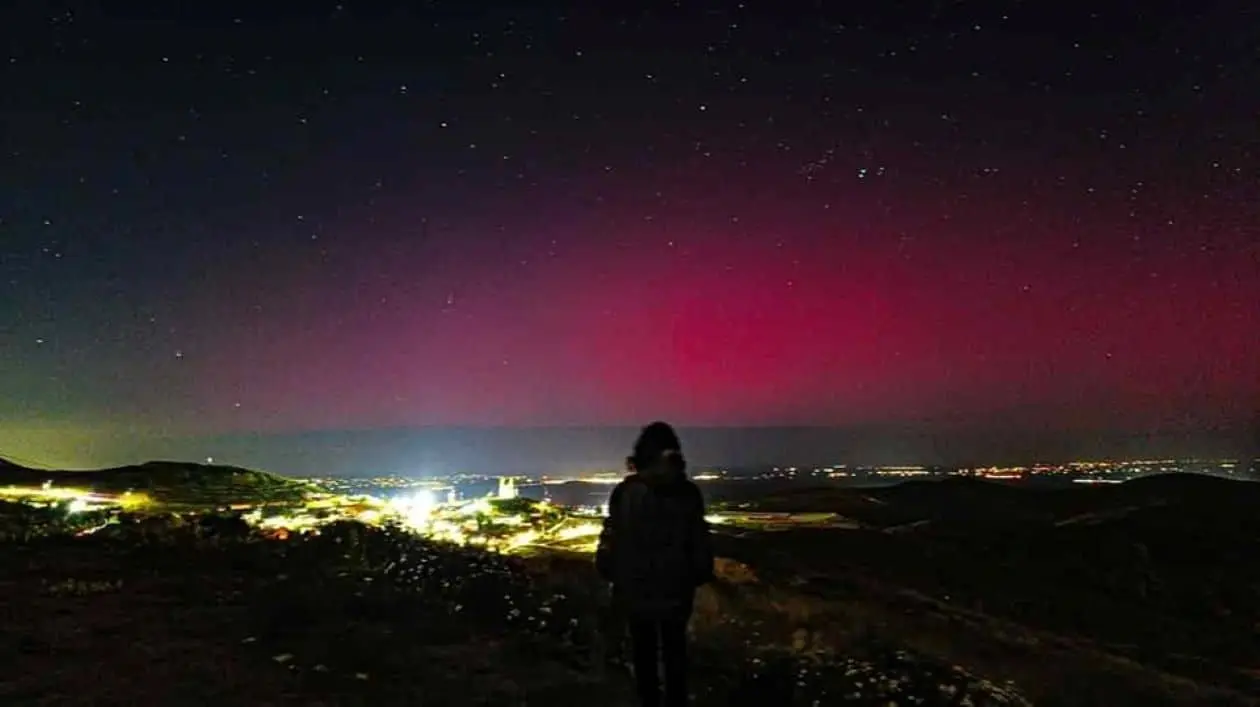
xmin=691 ymin=539 xmax=1260 ymax=707
xmin=3 ymin=527 xmax=1041 ymax=707
xmin=9 ymin=499 xmax=1255 ymax=707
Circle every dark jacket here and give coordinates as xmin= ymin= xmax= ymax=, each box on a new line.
xmin=595 ymin=467 xmax=716 ymax=616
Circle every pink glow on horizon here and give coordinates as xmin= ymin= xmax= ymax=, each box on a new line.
xmin=187 ymin=194 xmax=1260 ymax=435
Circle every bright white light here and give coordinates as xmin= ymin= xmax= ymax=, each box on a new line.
xmin=390 ymin=490 xmax=436 ymax=528
xmin=67 ymin=499 xmax=90 ymax=514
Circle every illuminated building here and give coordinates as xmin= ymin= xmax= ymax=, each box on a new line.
xmin=496 ymin=477 xmax=518 ymax=500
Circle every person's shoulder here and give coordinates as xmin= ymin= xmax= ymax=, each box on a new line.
xmin=654 ymin=476 xmax=702 ymax=503
xmin=613 ymin=473 xmax=644 ymax=489
xmin=609 ymin=474 xmax=644 ymax=500
xmin=680 ymin=478 xmax=707 ymax=506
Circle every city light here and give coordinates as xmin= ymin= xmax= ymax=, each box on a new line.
xmin=4 ymin=458 xmax=1252 ymax=557
xmin=390 ymin=490 xmax=436 ymax=528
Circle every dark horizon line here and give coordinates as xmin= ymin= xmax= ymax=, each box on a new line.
xmin=5 ymin=454 xmax=1254 ymax=478
xmin=4 ymin=421 xmax=1253 ymax=476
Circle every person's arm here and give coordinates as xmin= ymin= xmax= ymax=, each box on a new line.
xmin=689 ymin=483 xmax=716 ymax=586
xmin=595 ymin=483 xmax=623 ymax=582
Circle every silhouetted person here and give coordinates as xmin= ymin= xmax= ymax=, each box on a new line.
xmin=596 ymin=421 xmax=715 ymax=707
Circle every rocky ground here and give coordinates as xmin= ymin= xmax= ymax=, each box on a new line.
xmin=5 ymin=473 xmax=1256 ymax=707
xmin=2 ymin=512 xmax=1030 ymax=706
xmin=712 ymin=475 xmax=1260 ymax=706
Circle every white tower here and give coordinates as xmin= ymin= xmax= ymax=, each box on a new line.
xmin=497 ymin=477 xmax=518 ymax=500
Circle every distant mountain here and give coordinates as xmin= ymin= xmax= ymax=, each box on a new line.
xmin=0 ymin=457 xmax=310 ymax=506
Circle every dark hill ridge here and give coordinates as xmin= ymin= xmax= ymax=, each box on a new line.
xmin=750 ymin=473 xmax=1259 ymax=528
xmin=721 ymin=473 xmax=1260 ymax=702
xmin=749 ymin=477 xmax=1055 ymax=527
xmin=0 ymin=458 xmax=310 ymax=506
xmin=1107 ymin=470 xmax=1255 ymax=503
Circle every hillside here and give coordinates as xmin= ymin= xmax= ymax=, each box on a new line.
xmin=5 ymin=467 xmax=1257 ymax=704
xmin=0 ymin=457 xmax=310 ymax=506
xmin=745 ymin=473 xmax=1260 ymax=528
xmin=716 ymin=474 xmax=1260 ymax=705
xmin=3 ymin=516 xmax=1031 ymax=706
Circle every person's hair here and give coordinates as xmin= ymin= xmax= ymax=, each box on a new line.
xmin=630 ymin=421 xmax=686 ymax=474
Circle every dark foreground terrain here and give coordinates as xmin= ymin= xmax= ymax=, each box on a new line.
xmin=1 ymin=504 xmax=1027 ymax=707
xmin=3 ymin=470 xmax=1258 ymax=706
xmin=712 ymin=473 xmax=1260 ymax=706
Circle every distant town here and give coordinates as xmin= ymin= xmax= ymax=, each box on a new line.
xmin=304 ymin=457 xmax=1256 ymax=500
xmin=4 ymin=455 xmax=1252 ymax=557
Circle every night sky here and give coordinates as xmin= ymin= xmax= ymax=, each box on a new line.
xmin=2 ymin=1 xmax=1257 ymax=473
